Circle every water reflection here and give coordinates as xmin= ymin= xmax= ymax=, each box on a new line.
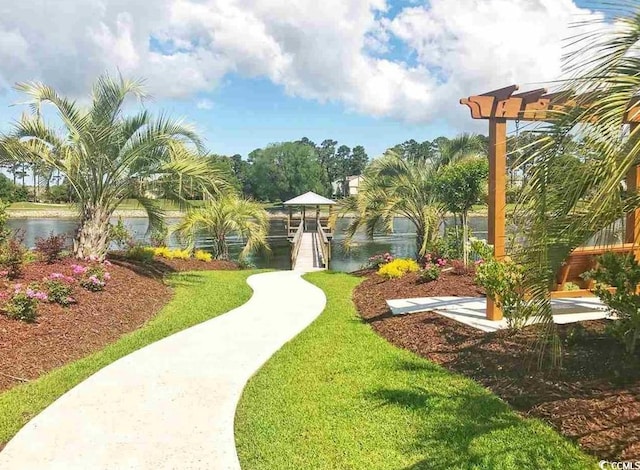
xmin=8 ymin=216 xmax=493 ymax=272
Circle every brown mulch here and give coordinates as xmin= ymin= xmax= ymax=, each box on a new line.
xmin=0 ymin=256 xmax=238 ymax=394
xmin=354 ymin=270 xmax=640 ymax=461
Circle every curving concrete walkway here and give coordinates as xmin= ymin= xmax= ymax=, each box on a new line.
xmin=0 ymin=270 xmax=326 ymax=469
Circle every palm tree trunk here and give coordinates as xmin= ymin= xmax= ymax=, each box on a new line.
xmin=73 ymin=204 xmax=112 ymax=259
xmin=415 ymin=228 xmax=425 ymax=261
xmin=462 ymin=210 xmax=469 ymax=265
xmin=32 ymin=166 xmax=37 ymax=202
xmin=215 ymin=236 xmax=227 ymax=260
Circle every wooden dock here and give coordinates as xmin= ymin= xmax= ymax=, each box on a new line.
xmin=290 ymin=223 xmax=332 ymax=271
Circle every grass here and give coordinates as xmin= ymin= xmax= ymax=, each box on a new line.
xmin=235 ymin=272 xmax=596 ymax=470
xmin=0 ymin=269 xmax=257 ymax=446
xmin=7 ymin=202 xmax=75 ymax=211
xmin=6 ymin=199 xmax=207 ymax=213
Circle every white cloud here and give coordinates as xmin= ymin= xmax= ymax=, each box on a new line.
xmin=196 ymin=98 xmax=214 ymax=110
xmin=0 ymin=0 xmax=608 ymax=127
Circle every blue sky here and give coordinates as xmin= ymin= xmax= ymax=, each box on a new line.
xmin=0 ymin=0 xmax=612 ymax=160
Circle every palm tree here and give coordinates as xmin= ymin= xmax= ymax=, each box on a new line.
xmin=513 ymin=3 xmax=640 ymax=365
xmin=436 ymin=133 xmax=487 ymax=166
xmin=1 ymin=74 xmax=230 ymax=259
xmin=335 ymin=134 xmax=486 ymax=259
xmin=171 ymin=195 xmax=270 ymax=260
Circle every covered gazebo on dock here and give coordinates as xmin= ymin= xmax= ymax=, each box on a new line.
xmin=283 ymin=191 xmax=336 ymax=270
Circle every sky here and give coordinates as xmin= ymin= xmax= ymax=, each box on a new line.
xmin=0 ymin=0 xmax=615 ymax=159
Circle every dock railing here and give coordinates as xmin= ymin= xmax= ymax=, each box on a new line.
xmin=316 ymin=223 xmax=331 ymax=269
xmin=290 ymin=221 xmax=304 ymax=267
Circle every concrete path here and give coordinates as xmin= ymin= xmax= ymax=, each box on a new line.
xmin=0 ymin=270 xmax=326 ymax=470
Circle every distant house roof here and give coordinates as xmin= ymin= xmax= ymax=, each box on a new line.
xmin=283 ymin=191 xmax=336 ymax=206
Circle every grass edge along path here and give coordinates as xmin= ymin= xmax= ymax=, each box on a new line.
xmin=0 ymin=269 xmax=257 ymax=447
xmin=235 ymin=271 xmax=596 ymax=470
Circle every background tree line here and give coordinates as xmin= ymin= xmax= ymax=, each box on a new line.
xmin=208 ymin=138 xmax=368 ymax=202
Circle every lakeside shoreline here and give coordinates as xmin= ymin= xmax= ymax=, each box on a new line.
xmin=8 ymin=206 xmax=492 ymax=220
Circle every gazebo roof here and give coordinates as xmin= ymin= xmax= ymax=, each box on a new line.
xmin=283 ymin=191 xmax=336 ymax=206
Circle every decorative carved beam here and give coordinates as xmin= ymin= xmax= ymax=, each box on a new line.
xmin=461 ymin=86 xmax=640 ymax=123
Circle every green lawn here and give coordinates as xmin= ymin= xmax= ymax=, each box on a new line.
xmin=0 ymin=269 xmax=257 ymax=446
xmin=235 ymin=272 xmax=595 ymax=470
xmin=6 ymin=199 xmax=207 ymax=213
xmin=7 ymin=202 xmax=75 ymax=211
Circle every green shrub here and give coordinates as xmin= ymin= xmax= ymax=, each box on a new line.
xmin=149 ymin=225 xmax=168 ymax=248
xmin=237 ymin=257 xmax=256 ymax=270
xmin=475 ymin=257 xmax=530 ymax=330
xmin=378 ymin=258 xmax=419 ymax=279
xmin=469 ymin=237 xmax=494 ymax=261
xmin=419 ymin=263 xmax=440 ymax=283
xmin=126 ymin=245 xmax=155 ymax=263
xmin=563 ymin=282 xmax=581 ymax=292
xmin=45 ymin=183 xmax=75 ymax=203
xmin=43 ymin=274 xmax=76 ymax=307
xmin=108 ymin=218 xmax=132 ymax=250
xmin=0 ymin=199 xmax=9 ymax=242
xmin=0 ymin=237 xmax=26 ymax=279
xmin=506 ymin=184 xmax=522 ymax=204
xmin=585 ymin=252 xmax=640 ymax=354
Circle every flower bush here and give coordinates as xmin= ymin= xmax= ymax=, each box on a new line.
xmin=194 ymin=250 xmax=212 ymax=262
xmin=377 ymin=258 xmax=419 ymax=279
xmin=72 ymin=264 xmax=110 ymax=292
xmin=153 ymin=247 xmax=191 ymax=260
xmin=34 ymin=233 xmax=67 ymax=264
xmin=419 ymin=263 xmax=440 ymax=283
xmin=585 ymin=252 xmax=640 ymax=354
xmin=364 ymin=252 xmax=394 ymax=269
xmin=44 ymin=273 xmax=76 ymax=307
xmin=475 ymin=257 xmax=530 ymax=330
xmin=423 ymin=253 xmax=446 ymax=268
xmin=2 ymin=284 xmax=48 ymax=322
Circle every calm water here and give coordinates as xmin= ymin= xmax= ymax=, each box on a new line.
xmin=8 ymin=216 xmax=488 ymax=272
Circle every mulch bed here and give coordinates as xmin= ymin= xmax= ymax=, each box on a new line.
xmin=354 ymin=269 xmax=640 ymax=461
xmin=0 ymin=256 xmax=238 ymax=394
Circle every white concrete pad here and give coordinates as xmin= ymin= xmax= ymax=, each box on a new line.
xmin=387 ymin=296 xmax=612 ymax=332
xmin=0 ymin=270 xmax=327 ymax=470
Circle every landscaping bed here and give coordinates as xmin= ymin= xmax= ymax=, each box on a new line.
xmin=0 ymin=256 xmax=237 ymax=393
xmin=354 ymin=269 xmax=640 ymax=461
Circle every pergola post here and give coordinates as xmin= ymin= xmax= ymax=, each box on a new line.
xmin=626 ymin=124 xmax=640 ymax=261
xmin=288 ymin=206 xmax=292 ymax=236
xmin=487 ymin=118 xmax=507 ymax=321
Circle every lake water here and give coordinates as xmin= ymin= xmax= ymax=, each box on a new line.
xmin=8 ymin=216 xmax=488 ymax=273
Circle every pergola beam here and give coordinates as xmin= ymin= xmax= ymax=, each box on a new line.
xmin=461 ymin=85 xmax=640 ymax=123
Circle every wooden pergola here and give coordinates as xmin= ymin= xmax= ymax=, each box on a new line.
xmin=460 ymin=85 xmax=640 ymax=321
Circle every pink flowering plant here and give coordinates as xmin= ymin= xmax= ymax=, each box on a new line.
xmin=74 ymin=264 xmax=110 ymax=292
xmin=364 ymin=252 xmax=394 ymax=269
xmin=44 ymin=273 xmax=76 ymax=307
xmin=2 ymin=283 xmax=48 ymax=322
xmin=418 ymin=254 xmax=447 ymax=283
